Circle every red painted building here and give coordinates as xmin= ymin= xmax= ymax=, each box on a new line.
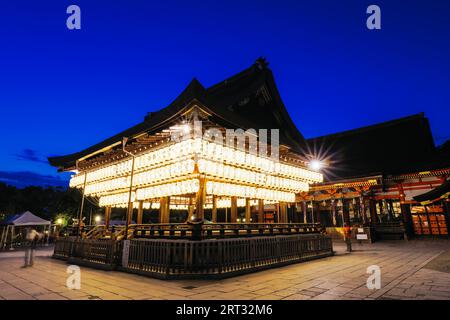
xmin=301 ymin=114 xmax=450 ymax=240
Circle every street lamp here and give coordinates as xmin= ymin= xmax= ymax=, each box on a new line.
xmin=94 ymin=215 xmax=101 ymax=224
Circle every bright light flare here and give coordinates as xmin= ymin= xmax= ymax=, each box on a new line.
xmin=309 ymin=160 xmax=324 ymax=171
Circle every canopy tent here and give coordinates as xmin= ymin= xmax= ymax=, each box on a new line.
xmin=0 ymin=211 xmax=51 ymax=250
xmin=1 ymin=211 xmax=51 ymax=226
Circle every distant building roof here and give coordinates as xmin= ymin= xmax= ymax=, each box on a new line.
xmin=307 ymin=113 xmax=450 ymax=181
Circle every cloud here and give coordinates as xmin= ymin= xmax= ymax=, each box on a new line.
xmin=0 ymin=171 xmax=70 ymax=189
xmin=14 ymin=149 xmax=48 ymax=164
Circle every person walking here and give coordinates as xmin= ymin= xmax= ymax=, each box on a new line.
xmin=23 ymin=228 xmax=38 ymax=267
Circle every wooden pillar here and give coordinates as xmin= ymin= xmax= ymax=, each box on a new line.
xmin=258 ymin=199 xmax=264 ymax=223
xmin=369 ymin=198 xmax=378 ymax=225
xmin=302 ymin=201 xmax=307 ymax=223
xmin=445 ymin=200 xmax=450 ymax=234
xmin=275 ymin=203 xmax=280 ymax=223
xmin=195 ymin=177 xmax=206 ymax=221
xmin=188 ymin=197 xmax=194 ymax=221
xmin=212 ymin=195 xmax=218 ymax=223
xmin=280 ymin=202 xmax=287 ymax=223
xmin=230 ymin=196 xmax=238 ymax=222
xmin=105 ymin=206 xmax=111 ymax=229
xmin=360 ymin=196 xmax=368 ymax=224
xmin=137 ymin=201 xmax=144 ymax=225
xmin=331 ymin=200 xmax=337 ymax=226
xmin=127 ymin=202 xmax=134 ymax=226
xmin=315 ymin=202 xmax=321 ymax=224
xmin=159 ymin=197 xmax=170 ymax=223
xmin=398 ymin=183 xmax=413 ymax=239
xmin=166 ymin=196 xmax=171 ymax=223
xmin=159 ymin=197 xmax=164 ymax=223
xmin=245 ymin=198 xmax=251 ymax=223
xmin=343 ymin=199 xmax=350 ymax=226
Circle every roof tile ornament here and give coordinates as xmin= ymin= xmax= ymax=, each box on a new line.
xmin=255 ymin=57 xmax=269 ymax=70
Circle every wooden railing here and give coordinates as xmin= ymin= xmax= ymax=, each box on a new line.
xmin=53 ymin=225 xmax=333 ymax=279
xmin=53 ymin=237 xmax=75 ymax=258
xmin=54 ymin=237 xmax=120 ymax=268
xmin=131 ymin=223 xmax=322 ymax=240
xmin=122 ymin=234 xmax=333 ymax=279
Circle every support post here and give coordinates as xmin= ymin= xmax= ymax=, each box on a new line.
xmin=195 ymin=177 xmax=206 ymax=221
xmin=159 ymin=197 xmax=170 ymax=223
xmin=302 ymin=201 xmax=307 ymax=223
xmin=212 ymin=195 xmax=217 ymax=223
xmin=77 ymin=171 xmax=87 ymax=239
xmin=258 ymin=199 xmax=264 ymax=223
xmin=276 ymin=203 xmax=280 ymax=223
xmin=314 ymin=201 xmax=321 ymax=224
xmin=231 ymin=196 xmax=238 ymax=222
xmin=360 ymin=196 xmax=368 ymax=224
xmin=125 ymin=154 xmax=136 ymax=237
xmin=398 ymin=183 xmax=413 ymax=239
xmin=343 ymin=199 xmax=350 ymax=226
xmin=127 ymin=202 xmax=134 ymax=226
xmin=159 ymin=197 xmax=164 ymax=223
xmin=369 ymin=198 xmax=378 ymax=225
xmin=245 ymin=198 xmax=251 ymax=223
xmin=137 ymin=201 xmax=144 ymax=225
xmin=188 ymin=197 xmax=194 ymax=222
xmin=280 ymin=202 xmax=287 ymax=223
xmin=332 ymin=199 xmax=337 ymax=226
xmin=105 ymin=206 xmax=111 ymax=229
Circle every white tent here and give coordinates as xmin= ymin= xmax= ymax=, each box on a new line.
xmin=0 ymin=211 xmax=51 ymax=249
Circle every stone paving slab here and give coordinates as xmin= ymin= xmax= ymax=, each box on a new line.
xmin=0 ymin=240 xmax=449 ymax=300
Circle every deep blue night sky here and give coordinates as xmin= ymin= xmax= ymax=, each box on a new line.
xmin=0 ymin=0 xmax=449 ymax=187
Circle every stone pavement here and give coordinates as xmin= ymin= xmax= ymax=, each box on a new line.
xmin=0 ymin=240 xmax=450 ymax=300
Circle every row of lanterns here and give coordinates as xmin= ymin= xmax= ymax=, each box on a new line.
xmin=70 ymin=138 xmax=323 ymax=189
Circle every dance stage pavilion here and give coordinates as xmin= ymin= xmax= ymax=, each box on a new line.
xmin=49 ymin=59 xmax=333 ymax=278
